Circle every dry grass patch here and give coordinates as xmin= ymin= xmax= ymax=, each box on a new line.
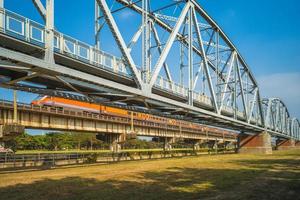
xmin=0 ymin=150 xmax=299 ymax=200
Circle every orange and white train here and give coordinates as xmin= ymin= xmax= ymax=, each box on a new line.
xmin=32 ymin=96 xmax=176 ymax=124
xmin=31 ymin=96 xmax=235 ymax=138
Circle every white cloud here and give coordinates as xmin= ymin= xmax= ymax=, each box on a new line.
xmin=257 ymin=72 xmax=300 ymax=119
xmin=119 ymin=9 xmax=134 ymax=19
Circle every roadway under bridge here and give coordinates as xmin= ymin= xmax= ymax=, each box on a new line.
xmin=0 ymin=0 xmax=299 ymax=153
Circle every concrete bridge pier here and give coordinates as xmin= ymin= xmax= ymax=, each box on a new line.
xmin=0 ymin=124 xmax=24 ymax=150
xmin=276 ymin=139 xmax=295 ymax=150
xmin=221 ymin=141 xmax=231 ymax=150
xmin=164 ymin=137 xmax=175 ymax=151
xmin=96 ymin=133 xmax=125 ymax=153
xmin=237 ymin=131 xmax=272 ymax=154
xmin=207 ymin=140 xmax=218 ymax=152
xmin=0 ymin=124 xmax=24 ymax=140
xmin=193 ymin=139 xmax=203 ymax=151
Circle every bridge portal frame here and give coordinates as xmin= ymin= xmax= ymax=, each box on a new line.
xmin=0 ymin=0 xmax=299 ymax=141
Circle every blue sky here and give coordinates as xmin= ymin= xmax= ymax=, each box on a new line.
xmin=1 ymin=0 xmax=300 ymax=134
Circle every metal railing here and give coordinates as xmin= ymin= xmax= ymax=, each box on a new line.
xmin=0 ymin=9 xmax=130 ymax=78
xmin=0 ymin=148 xmax=235 ymax=169
xmin=0 ymin=8 xmax=248 ymax=120
xmin=0 ymin=8 xmax=210 ymax=104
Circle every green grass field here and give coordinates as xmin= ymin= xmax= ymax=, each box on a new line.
xmin=1 ymin=150 xmax=299 ymax=200
xmin=15 ymin=148 xmax=195 ymax=154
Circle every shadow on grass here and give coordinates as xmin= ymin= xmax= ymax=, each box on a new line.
xmin=0 ymin=162 xmax=299 ymax=200
xmin=231 ymin=150 xmax=300 ymax=171
xmin=232 ymin=158 xmax=300 ymax=170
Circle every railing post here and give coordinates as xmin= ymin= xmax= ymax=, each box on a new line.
xmin=0 ymin=0 xmax=4 ymax=32
xmin=25 ymin=18 xmax=30 ymax=41
xmin=59 ymin=33 xmax=64 ymax=53
xmin=89 ymin=47 xmax=94 ymax=65
xmin=113 ymin=56 xmax=117 ymax=72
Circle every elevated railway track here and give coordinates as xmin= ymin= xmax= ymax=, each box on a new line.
xmin=0 ymin=100 xmax=237 ymax=147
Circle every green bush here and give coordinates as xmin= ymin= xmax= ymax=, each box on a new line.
xmin=85 ymin=153 xmax=98 ymax=163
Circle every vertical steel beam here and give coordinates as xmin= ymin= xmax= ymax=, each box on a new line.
xmin=233 ymin=55 xmax=237 ymax=119
xmin=257 ymin=90 xmax=265 ymax=127
xmin=149 ymin=2 xmax=191 ymax=88
xmin=275 ymin=101 xmax=280 ymax=132
xmin=188 ymin=8 xmax=193 ymax=105
xmin=45 ymin=0 xmax=55 ymax=63
xmin=247 ymin=88 xmax=258 ymax=123
xmin=0 ymin=0 xmax=4 ymax=32
xmin=192 ymin=7 xmax=218 ymax=113
xmin=216 ymin=30 xmax=220 ymax=106
xmin=271 ymin=104 xmax=275 ymax=130
xmin=236 ymin=58 xmax=248 ymax=121
xmin=219 ymin=52 xmax=235 ymax=113
xmin=265 ymin=99 xmax=272 ymax=129
xmin=95 ymin=0 xmax=101 ymax=49
xmin=97 ymin=0 xmax=142 ymax=88
xmin=142 ymin=0 xmax=150 ymax=83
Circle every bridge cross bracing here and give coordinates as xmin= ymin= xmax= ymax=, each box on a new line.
xmin=0 ymin=0 xmax=299 ymax=141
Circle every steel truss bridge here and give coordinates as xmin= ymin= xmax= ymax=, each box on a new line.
xmin=0 ymin=0 xmax=299 ymax=140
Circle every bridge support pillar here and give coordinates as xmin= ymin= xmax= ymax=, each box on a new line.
xmin=207 ymin=140 xmax=218 ymax=152
xmin=223 ymin=141 xmax=232 ymax=149
xmin=0 ymin=124 xmax=24 ymax=140
xmin=276 ymin=139 xmax=295 ymax=150
xmin=218 ymin=140 xmax=231 ymax=151
xmin=96 ymin=133 xmax=125 ymax=153
xmin=193 ymin=139 xmax=203 ymax=151
xmin=164 ymin=137 xmax=175 ymax=151
xmin=238 ymin=131 xmax=272 ymax=154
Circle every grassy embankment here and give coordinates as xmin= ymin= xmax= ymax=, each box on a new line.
xmin=15 ymin=148 xmax=196 ymax=154
xmin=0 ymin=149 xmax=299 ymax=200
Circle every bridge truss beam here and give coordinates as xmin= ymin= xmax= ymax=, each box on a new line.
xmin=0 ymin=0 xmax=299 ymax=140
